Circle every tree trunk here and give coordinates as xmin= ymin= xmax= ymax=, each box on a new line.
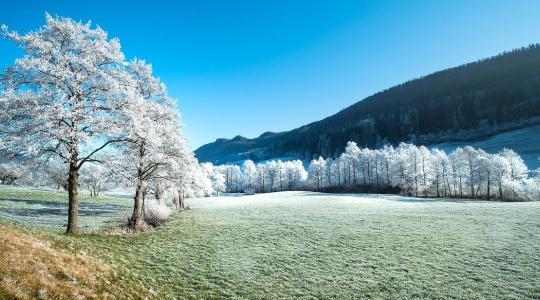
xmin=155 ymin=187 xmax=162 ymax=203
xmin=459 ymin=176 xmax=463 ymax=197
xmin=130 ymin=180 xmax=145 ymax=227
xmin=177 ymin=189 xmax=186 ymax=211
xmin=486 ymin=177 xmax=491 ymax=200
xmin=436 ymin=175 xmax=440 ymax=198
xmin=66 ymin=160 xmax=79 ymax=234
xmin=174 ymin=193 xmax=179 ymax=210
xmin=142 ymin=188 xmax=146 ymax=220
xmin=181 ymin=196 xmax=185 ymax=210
xmin=498 ymin=179 xmax=503 ymax=200
xmin=469 ymin=163 xmax=475 ymax=198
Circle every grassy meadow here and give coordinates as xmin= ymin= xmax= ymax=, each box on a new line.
xmin=0 ymin=186 xmax=539 ymax=299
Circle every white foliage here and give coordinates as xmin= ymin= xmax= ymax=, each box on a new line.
xmin=80 ymin=163 xmax=110 ymax=196
xmin=144 ymin=200 xmax=171 ymax=227
xmin=203 ymin=143 xmax=539 ymax=201
xmin=0 ymin=14 xmax=129 ymax=165
xmin=0 ymin=162 xmax=26 ymax=185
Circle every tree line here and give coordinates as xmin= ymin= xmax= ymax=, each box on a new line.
xmin=203 ymin=143 xmax=540 ymax=201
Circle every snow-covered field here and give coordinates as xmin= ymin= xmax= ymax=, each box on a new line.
xmin=175 ymin=192 xmax=540 ymax=298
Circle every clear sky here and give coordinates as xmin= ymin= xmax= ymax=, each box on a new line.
xmin=1 ymin=1 xmax=539 ymax=148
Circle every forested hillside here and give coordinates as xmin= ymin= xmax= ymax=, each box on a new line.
xmin=196 ymin=45 xmax=540 ymax=164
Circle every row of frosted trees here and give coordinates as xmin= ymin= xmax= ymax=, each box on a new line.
xmin=200 ymin=160 xmax=308 ymax=194
xmin=309 ymin=142 xmax=537 ymax=201
xmin=204 ymin=142 xmax=539 ymax=201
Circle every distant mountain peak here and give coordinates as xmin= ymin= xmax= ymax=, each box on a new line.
xmin=231 ymin=135 xmax=248 ymax=142
xmin=259 ymin=131 xmax=277 ymax=138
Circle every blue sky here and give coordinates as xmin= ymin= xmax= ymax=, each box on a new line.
xmin=1 ymin=1 xmax=539 ymax=148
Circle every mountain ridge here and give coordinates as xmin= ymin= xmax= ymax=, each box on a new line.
xmin=196 ymin=44 xmax=540 ymax=164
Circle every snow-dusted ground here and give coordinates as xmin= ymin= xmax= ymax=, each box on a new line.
xmin=433 ymin=125 xmax=540 ymax=169
xmin=180 ymin=191 xmax=540 ymax=298
xmin=2 ymin=188 xmax=539 ymax=298
xmin=188 ymin=190 xmax=540 ymax=214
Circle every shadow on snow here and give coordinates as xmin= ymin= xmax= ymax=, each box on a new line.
xmin=293 ymin=192 xmax=488 ymax=204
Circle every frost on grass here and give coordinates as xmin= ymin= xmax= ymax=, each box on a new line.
xmin=71 ymin=192 xmax=540 ymax=299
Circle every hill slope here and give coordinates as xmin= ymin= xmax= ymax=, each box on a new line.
xmin=195 ymin=45 xmax=540 ymax=165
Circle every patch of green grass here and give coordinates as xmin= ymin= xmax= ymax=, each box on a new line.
xmin=1 ymin=188 xmax=539 ymax=298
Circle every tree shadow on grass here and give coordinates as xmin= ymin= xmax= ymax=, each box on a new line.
xmin=0 ymin=197 xmax=127 ymax=218
xmin=294 ymin=192 xmax=485 ymax=204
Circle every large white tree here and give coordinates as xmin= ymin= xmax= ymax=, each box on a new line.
xmin=0 ymin=15 xmax=129 ymax=233
xmin=115 ymin=59 xmax=188 ymax=227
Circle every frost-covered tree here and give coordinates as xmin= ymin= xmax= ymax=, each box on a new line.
xmin=500 ymin=148 xmax=528 ymax=181
xmin=449 ymin=148 xmax=467 ymax=197
xmin=213 ymin=171 xmax=226 ymax=195
xmin=381 ymin=145 xmax=395 ymax=186
xmin=201 ymin=162 xmax=225 ymax=196
xmin=491 ymin=154 xmax=510 ymax=200
xmin=265 ymin=161 xmax=278 ymax=192
xmin=431 ymin=149 xmax=450 ymax=197
xmin=115 ymin=59 xmax=190 ymax=226
xmin=169 ymin=141 xmax=202 ymax=209
xmin=217 ymin=164 xmax=243 ymax=192
xmin=80 ymin=163 xmax=110 ymax=196
xmin=0 ymin=162 xmax=26 ymax=185
xmin=242 ymin=160 xmax=257 ymax=192
xmin=499 ymin=148 xmax=530 ymax=200
xmin=0 ymin=15 xmax=130 ymax=233
xmin=462 ymin=146 xmax=481 ymax=198
xmin=309 ymin=157 xmax=326 ymax=191
xmin=477 ymin=150 xmax=494 ymax=199
xmin=394 ymin=143 xmax=419 ymax=196
xmin=418 ymin=146 xmax=434 ymax=196
xmin=276 ymin=161 xmax=287 ymax=191
xmin=42 ymin=160 xmax=69 ymax=191
xmin=345 ymin=142 xmax=360 ymax=185
xmin=255 ymin=162 xmax=267 ymax=193
xmin=193 ymin=164 xmax=214 ymax=197
xmin=285 ymin=160 xmax=308 ymax=190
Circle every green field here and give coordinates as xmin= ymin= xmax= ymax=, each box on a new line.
xmin=1 ymin=186 xmax=539 ymax=299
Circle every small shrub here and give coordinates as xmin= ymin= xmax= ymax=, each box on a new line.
xmin=144 ymin=201 xmax=171 ymax=228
